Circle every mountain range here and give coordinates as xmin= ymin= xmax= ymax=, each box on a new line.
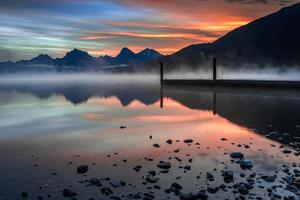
xmin=1 ymin=2 xmax=300 ymax=73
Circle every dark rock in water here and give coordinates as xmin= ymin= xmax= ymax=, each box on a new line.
xmin=21 ymin=192 xmax=28 ymax=198
xmin=153 ymin=143 xmax=160 ymax=148
xmin=110 ymin=180 xmax=126 ymax=188
xmin=206 ymin=172 xmax=214 ymax=181
xmin=197 ymin=190 xmax=208 ymax=200
xmin=262 ymin=175 xmax=276 ymax=182
xmin=294 ymin=178 xmax=300 ymax=187
xmin=222 ymin=171 xmax=234 ymax=182
xmin=238 ymin=160 xmax=253 ymax=170
xmin=283 ymin=149 xmax=292 ymax=154
xmin=146 ymin=177 xmax=158 ymax=183
xmin=101 ymin=187 xmax=113 ymax=196
xmin=89 ymin=178 xmax=102 ymax=187
xmin=238 ymin=184 xmax=249 ymax=195
xmin=207 ymin=187 xmax=218 ymax=193
xmin=133 ymin=165 xmax=142 ymax=172
xmin=180 ymin=192 xmax=197 ymax=200
xmin=184 ymin=139 xmax=193 ymax=144
xmin=184 ymin=165 xmax=191 ymax=170
xmin=157 ymin=161 xmax=171 ymax=169
xmin=169 ymin=182 xmax=183 ymax=194
xmin=166 ymin=139 xmax=173 ymax=144
xmin=77 ymin=165 xmax=88 ymax=174
xmin=148 ymin=170 xmax=156 ymax=176
xmin=283 ymin=175 xmax=294 ymax=185
xmin=62 ymin=189 xmax=77 ymax=198
xmin=230 ymin=152 xmax=244 ymax=159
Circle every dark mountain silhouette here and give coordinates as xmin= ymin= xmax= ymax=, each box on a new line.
xmin=114 ymin=47 xmax=137 ymax=64
xmin=136 ymin=48 xmax=163 ymax=60
xmin=30 ymin=54 xmax=54 ymax=65
xmin=55 ymin=48 xmax=96 ymax=67
xmin=165 ymin=2 xmax=300 ymax=69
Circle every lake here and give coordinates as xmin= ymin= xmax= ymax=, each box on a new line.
xmin=0 ymin=74 xmax=299 ymax=200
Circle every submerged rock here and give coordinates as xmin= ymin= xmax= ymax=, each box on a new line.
xmin=222 ymin=171 xmax=234 ymax=182
xmin=238 ymin=160 xmax=253 ymax=170
xmin=62 ymin=189 xmax=77 ymax=198
xmin=184 ymin=139 xmax=193 ymax=144
xmin=206 ymin=172 xmax=214 ymax=181
xmin=230 ymin=152 xmax=244 ymax=159
xmin=166 ymin=139 xmax=173 ymax=144
xmin=133 ymin=165 xmax=142 ymax=172
xmin=77 ymin=165 xmax=88 ymax=174
xmin=157 ymin=161 xmax=171 ymax=169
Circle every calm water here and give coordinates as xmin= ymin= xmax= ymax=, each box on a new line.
xmin=0 ymin=75 xmax=300 ymax=200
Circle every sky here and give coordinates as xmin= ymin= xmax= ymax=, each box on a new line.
xmin=0 ymin=0 xmax=297 ymax=61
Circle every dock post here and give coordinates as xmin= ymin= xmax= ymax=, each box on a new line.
xmin=160 ymin=62 xmax=164 ymax=83
xmin=213 ymin=58 xmax=217 ymax=84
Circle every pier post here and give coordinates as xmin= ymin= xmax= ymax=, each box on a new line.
xmin=160 ymin=62 xmax=164 ymax=83
xmin=213 ymin=58 xmax=217 ymax=84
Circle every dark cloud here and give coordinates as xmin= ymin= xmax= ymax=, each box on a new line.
xmin=224 ymin=0 xmax=295 ymax=5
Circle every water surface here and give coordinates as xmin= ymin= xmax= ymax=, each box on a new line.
xmin=0 ymin=75 xmax=299 ymax=200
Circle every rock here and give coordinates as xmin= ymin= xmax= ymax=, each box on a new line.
xmin=222 ymin=171 xmax=234 ymax=182
xmin=166 ymin=139 xmax=173 ymax=144
xmin=133 ymin=165 xmax=142 ymax=172
xmin=62 ymin=189 xmax=77 ymax=198
xmin=77 ymin=165 xmax=88 ymax=174
xmin=238 ymin=160 xmax=253 ymax=170
xmin=21 ymin=192 xmax=28 ymax=198
xmin=120 ymin=126 xmax=127 ymax=129
xmin=283 ymin=149 xmax=292 ymax=154
xmin=153 ymin=143 xmax=160 ymax=148
xmin=110 ymin=180 xmax=126 ymax=188
xmin=184 ymin=139 xmax=193 ymax=144
xmin=157 ymin=161 xmax=171 ymax=169
xmin=89 ymin=178 xmax=102 ymax=187
xmin=294 ymin=178 xmax=300 ymax=187
xmin=169 ymin=182 xmax=183 ymax=194
xmin=262 ymin=175 xmax=276 ymax=183
xmin=207 ymin=187 xmax=218 ymax=193
xmin=184 ymin=165 xmax=191 ymax=170
xmin=146 ymin=177 xmax=158 ymax=183
xmin=197 ymin=190 xmax=208 ymax=200
xmin=148 ymin=170 xmax=156 ymax=176
xmin=206 ymin=172 xmax=214 ymax=181
xmin=238 ymin=184 xmax=249 ymax=195
xmin=180 ymin=192 xmax=197 ymax=200
xmin=221 ymin=138 xmax=228 ymax=141
xmin=230 ymin=152 xmax=244 ymax=159
xmin=101 ymin=187 xmax=113 ymax=196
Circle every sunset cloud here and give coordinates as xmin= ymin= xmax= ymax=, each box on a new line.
xmin=0 ymin=0 xmax=296 ymax=61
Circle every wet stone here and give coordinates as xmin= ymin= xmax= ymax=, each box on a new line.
xmin=184 ymin=139 xmax=193 ymax=144
xmin=21 ymin=192 xmax=28 ymax=198
xmin=166 ymin=139 xmax=173 ymax=144
xmin=230 ymin=152 xmax=244 ymax=159
xmin=77 ymin=165 xmax=88 ymax=174
xmin=157 ymin=161 xmax=171 ymax=169
xmin=206 ymin=172 xmax=214 ymax=181
xmin=222 ymin=170 xmax=234 ymax=182
xmin=153 ymin=143 xmax=160 ymax=148
xmin=62 ymin=189 xmax=77 ymax=198
xmin=133 ymin=165 xmax=142 ymax=172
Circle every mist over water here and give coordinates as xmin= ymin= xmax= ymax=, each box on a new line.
xmin=165 ymin=65 xmax=300 ymax=81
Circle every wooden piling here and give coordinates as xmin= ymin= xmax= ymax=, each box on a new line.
xmin=213 ymin=58 xmax=217 ymax=84
xmin=160 ymin=62 xmax=164 ymax=83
